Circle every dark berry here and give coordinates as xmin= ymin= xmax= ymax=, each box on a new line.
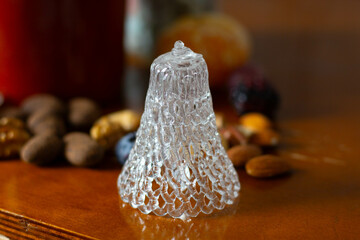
xmin=228 ymin=64 xmax=280 ymax=119
xmin=115 ymin=131 xmax=136 ymax=165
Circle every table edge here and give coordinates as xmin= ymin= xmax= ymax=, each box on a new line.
xmin=0 ymin=208 xmax=97 ymax=240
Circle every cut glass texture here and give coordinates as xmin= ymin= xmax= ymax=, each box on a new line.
xmin=117 ymin=41 xmax=240 ymax=219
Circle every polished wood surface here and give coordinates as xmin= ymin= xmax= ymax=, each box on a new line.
xmin=1 ymin=0 xmax=360 ymax=239
xmin=1 ymin=112 xmax=360 ymax=239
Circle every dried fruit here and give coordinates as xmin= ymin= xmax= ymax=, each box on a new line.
xmin=215 ymin=112 xmax=225 ymax=128
xmin=245 ymin=154 xmax=290 ymax=178
xmin=228 ymin=65 xmax=279 ymax=118
xmin=115 ymin=131 xmax=136 ymax=165
xmin=227 ymin=144 xmax=262 ymax=167
xmin=219 ymin=125 xmax=248 ymax=146
xmin=107 ymin=110 xmax=141 ymax=133
xmin=0 ymin=117 xmax=30 ymax=158
xmin=21 ymin=94 xmax=66 ymax=116
xmin=30 ymin=116 xmax=66 ymax=136
xmin=239 ymin=112 xmax=272 ymax=132
xmin=64 ymin=132 xmax=104 ymax=167
xmin=68 ymin=98 xmax=101 ymax=131
xmin=90 ymin=110 xmax=140 ymax=150
xmin=0 ymin=106 xmax=26 ymax=119
xmin=27 ymin=106 xmax=64 ymax=131
xmin=250 ymin=128 xmax=279 ymax=146
xmin=0 ymin=117 xmax=25 ymax=129
xmin=90 ymin=119 xmax=124 ymax=150
xmin=21 ymin=134 xmax=63 ymax=165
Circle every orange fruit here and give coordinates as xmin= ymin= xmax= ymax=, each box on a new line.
xmin=156 ymin=14 xmax=252 ymax=87
xmin=238 ymin=112 xmax=272 ymax=132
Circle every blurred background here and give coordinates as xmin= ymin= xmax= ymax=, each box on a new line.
xmin=0 ymin=0 xmax=359 ymax=120
xmin=219 ymin=0 xmax=360 ymax=119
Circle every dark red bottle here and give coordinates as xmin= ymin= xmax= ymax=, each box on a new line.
xmin=0 ymin=0 xmax=125 ymax=104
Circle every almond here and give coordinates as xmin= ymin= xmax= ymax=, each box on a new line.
xmin=64 ymin=132 xmax=104 ymax=167
xmin=250 ymin=128 xmax=279 ymax=146
xmin=227 ymin=144 xmax=262 ymax=167
xmin=245 ymin=155 xmax=290 ymax=178
xmin=68 ymin=98 xmax=101 ymax=131
xmin=21 ymin=94 xmax=66 ymax=116
xmin=21 ymin=134 xmax=63 ymax=165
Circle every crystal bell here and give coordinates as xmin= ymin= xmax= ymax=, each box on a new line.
xmin=117 ymin=41 xmax=240 ymax=219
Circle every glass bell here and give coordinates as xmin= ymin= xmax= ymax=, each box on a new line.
xmin=117 ymin=41 xmax=240 ymax=219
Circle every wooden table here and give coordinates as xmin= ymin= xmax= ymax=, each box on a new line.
xmin=2 ymin=0 xmax=360 ymax=239
xmin=1 ymin=111 xmax=360 ymax=239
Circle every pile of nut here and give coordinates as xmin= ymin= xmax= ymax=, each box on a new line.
xmin=217 ymin=112 xmax=291 ymax=178
xmin=0 ymin=94 xmax=140 ymax=167
xmin=1 ymin=94 xmax=289 ymax=178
